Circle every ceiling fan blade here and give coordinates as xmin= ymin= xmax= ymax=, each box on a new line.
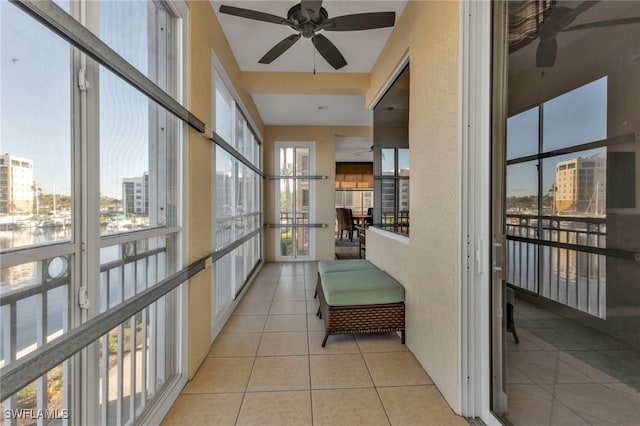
xmin=259 ymin=34 xmax=301 ymax=64
xmin=322 ymin=12 xmax=395 ymax=31
xmin=312 ymin=34 xmax=347 ymax=69
xmin=219 ymin=5 xmax=293 ymax=26
xmin=536 ymin=38 xmax=558 ymax=68
xmin=566 ymin=1 xmax=599 ymax=20
xmin=562 ymin=16 xmax=640 ymax=32
xmin=301 ymin=0 xmax=323 ymax=19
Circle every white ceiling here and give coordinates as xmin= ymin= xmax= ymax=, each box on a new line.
xmin=336 ymin=136 xmax=373 ymax=162
xmin=211 ymin=1 xmax=407 ymax=73
xmin=252 ymin=93 xmax=372 ymax=126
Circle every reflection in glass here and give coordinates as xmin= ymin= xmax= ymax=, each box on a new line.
xmin=507 ymin=107 xmax=538 ymax=160
xmin=381 ymin=149 xmax=395 ymax=175
xmin=543 ymin=148 xmax=606 ymax=216
xmin=543 ymin=77 xmax=607 ymax=152
xmin=398 ymin=149 xmax=410 ymax=176
xmin=498 ymin=1 xmax=640 ymax=423
xmin=506 ymin=161 xmax=538 ymax=215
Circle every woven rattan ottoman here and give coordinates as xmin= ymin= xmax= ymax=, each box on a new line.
xmin=317 ymin=268 xmax=405 ymax=347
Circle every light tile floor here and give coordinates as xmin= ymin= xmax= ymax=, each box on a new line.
xmin=163 ymin=262 xmax=466 ymax=426
xmin=501 ymin=298 xmax=640 ymax=425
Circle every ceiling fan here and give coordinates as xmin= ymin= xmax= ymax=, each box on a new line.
xmin=350 ymin=145 xmax=374 ymax=157
xmin=218 ymin=0 xmax=396 ymax=70
xmin=510 ymin=0 xmax=640 ymax=68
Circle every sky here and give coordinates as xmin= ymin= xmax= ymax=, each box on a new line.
xmin=0 ymin=1 xmax=152 ymax=198
xmin=506 ymin=77 xmax=607 ymax=198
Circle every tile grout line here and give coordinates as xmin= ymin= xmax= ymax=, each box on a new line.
xmin=360 ymin=346 xmax=393 ymax=425
xmin=233 ymin=266 xmax=279 ymax=425
xmin=306 ymin=269 xmax=315 ymax=426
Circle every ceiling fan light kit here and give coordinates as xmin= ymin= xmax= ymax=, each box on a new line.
xmin=219 ymin=0 xmax=396 ymax=70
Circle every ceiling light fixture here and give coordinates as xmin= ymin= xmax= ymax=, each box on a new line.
xmin=317 ymin=105 xmax=328 ymax=110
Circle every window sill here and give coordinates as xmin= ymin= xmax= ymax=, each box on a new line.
xmin=368 ymin=226 xmax=410 ymax=245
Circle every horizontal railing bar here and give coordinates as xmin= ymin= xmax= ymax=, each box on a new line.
xmin=266 ymin=175 xmax=328 ymax=180
xmin=506 ymin=131 xmax=639 ymax=165
xmin=211 ymin=227 xmax=263 ymax=262
xmin=507 ymin=224 xmax=606 ymax=233
xmin=506 ymin=214 xmax=606 ymax=223
xmin=507 ymin=235 xmax=638 ymax=261
xmin=9 ymin=0 xmax=206 ymax=134
xmin=0 ymin=255 xmax=207 ymax=401
xmin=0 ymin=277 xmax=71 ymax=307
xmin=0 ymin=241 xmax=78 ymax=269
xmin=99 ymin=227 xmax=181 ymax=248
xmin=264 ymin=223 xmax=327 ymax=228
xmin=373 ymin=176 xmax=410 ymax=180
xmin=210 ymin=133 xmax=264 ymax=178
xmin=99 ymin=247 xmax=167 ymax=273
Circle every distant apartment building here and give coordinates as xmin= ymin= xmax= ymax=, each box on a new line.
xmin=0 ymin=154 xmax=34 ymax=214
xmin=122 ymin=173 xmax=149 ymax=214
xmin=555 ymin=153 xmax=606 ymax=214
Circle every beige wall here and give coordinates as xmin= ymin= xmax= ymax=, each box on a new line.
xmin=185 ymin=0 xmax=264 ymax=378
xmin=263 ymin=126 xmax=372 ymax=261
xmin=365 ymin=1 xmax=462 ymax=413
xmin=243 ymin=71 xmax=369 ymax=96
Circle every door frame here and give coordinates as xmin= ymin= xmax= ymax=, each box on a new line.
xmin=459 ymin=0 xmax=505 ymax=424
xmin=274 ymin=141 xmax=316 ymax=262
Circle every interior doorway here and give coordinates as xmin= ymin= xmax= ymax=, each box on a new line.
xmin=334 ymin=137 xmax=374 ymax=259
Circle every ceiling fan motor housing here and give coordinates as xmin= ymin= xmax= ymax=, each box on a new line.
xmin=287 ymin=4 xmax=328 ymax=37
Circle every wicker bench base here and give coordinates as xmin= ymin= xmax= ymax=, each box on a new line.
xmin=317 ymin=275 xmax=405 ymax=347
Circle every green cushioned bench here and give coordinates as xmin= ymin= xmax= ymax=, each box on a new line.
xmin=318 ymin=259 xmax=377 ymax=274
xmin=314 ymin=259 xmax=378 ymax=298
xmin=316 ymin=261 xmax=405 ymax=347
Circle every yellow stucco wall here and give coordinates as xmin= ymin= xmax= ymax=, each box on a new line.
xmin=185 ymin=0 xmax=264 ymax=378
xmin=263 ymin=126 xmax=372 ymax=261
xmin=365 ymin=1 xmax=462 ymax=413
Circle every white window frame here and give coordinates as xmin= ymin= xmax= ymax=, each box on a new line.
xmin=274 ymin=141 xmax=316 ymax=262
xmin=209 ymin=51 xmax=264 ymax=341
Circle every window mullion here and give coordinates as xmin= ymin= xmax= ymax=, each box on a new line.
xmin=77 ymin=1 xmax=102 ymax=424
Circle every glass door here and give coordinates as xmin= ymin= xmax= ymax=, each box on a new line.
xmin=275 ymin=143 xmax=314 ymax=260
xmin=492 ymin=1 xmax=640 ymax=424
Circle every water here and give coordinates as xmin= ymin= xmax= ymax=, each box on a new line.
xmin=0 ymin=227 xmax=158 ymax=361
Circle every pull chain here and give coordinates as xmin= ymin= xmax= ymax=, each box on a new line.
xmin=313 ymin=45 xmax=316 ymax=75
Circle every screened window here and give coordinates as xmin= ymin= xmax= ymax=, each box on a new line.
xmin=0 ymin=1 xmax=187 ymax=424
xmin=99 ymin=1 xmax=178 ymax=235
xmin=373 ymin=64 xmax=410 ymax=236
xmin=211 ymin=69 xmax=262 ymax=327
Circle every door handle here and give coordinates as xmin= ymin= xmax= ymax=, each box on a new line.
xmin=492 ymin=234 xmax=506 ymax=281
